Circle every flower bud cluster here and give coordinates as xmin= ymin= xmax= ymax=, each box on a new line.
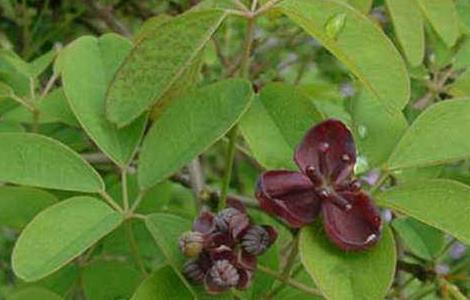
xmin=179 ymin=199 xmax=277 ymax=294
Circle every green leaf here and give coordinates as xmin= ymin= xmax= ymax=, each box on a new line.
xmin=300 ymin=223 xmax=396 ymax=300
xmin=0 ymin=121 xmax=24 ymax=132
xmin=82 ymin=261 xmax=142 ymax=300
xmin=29 ymin=49 xmax=56 ymax=78
xmin=278 ymin=0 xmax=410 ymax=111
xmin=387 ymin=99 xmax=470 ymax=170
xmin=131 ymin=265 xmax=193 ymax=300
xmin=391 ymin=217 xmax=445 ymax=261
xmin=145 ymin=213 xmax=191 ymax=268
xmin=12 ymin=197 xmax=123 ymax=282
xmin=338 ymin=0 xmax=373 ymax=14
xmin=239 ymin=83 xmax=323 ymax=170
xmin=0 ymin=81 xmax=14 ymax=97
xmin=138 ymin=79 xmax=253 ymax=190
xmin=7 ymin=287 xmax=63 ymax=300
xmin=385 ymin=0 xmax=425 ymax=66
xmin=0 ymin=186 xmax=57 ymax=229
xmin=3 ymin=88 xmax=79 ymax=127
xmin=62 ymin=34 xmax=147 ymax=166
xmin=106 ymin=9 xmax=227 ymax=127
xmin=0 ymin=133 xmax=104 ymax=192
xmin=449 ymin=70 xmax=470 ymax=97
xmin=415 ymin=0 xmax=460 ymax=47
xmin=454 ymin=37 xmax=470 ymax=69
xmin=351 ymin=90 xmax=408 ymax=169
xmin=377 ymin=179 xmax=470 ymax=245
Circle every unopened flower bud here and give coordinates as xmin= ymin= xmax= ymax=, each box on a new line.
xmin=183 ymin=259 xmax=205 ymax=283
xmin=215 ymin=208 xmax=241 ymax=232
xmin=208 ymin=260 xmax=240 ymax=289
xmin=179 ymin=231 xmax=204 ymax=257
xmin=241 ymin=225 xmax=276 ymax=256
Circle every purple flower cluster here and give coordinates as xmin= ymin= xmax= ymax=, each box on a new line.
xmin=179 ymin=199 xmax=277 ymax=294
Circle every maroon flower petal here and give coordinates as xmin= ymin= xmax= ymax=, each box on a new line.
xmin=256 ymin=170 xmax=321 ymax=228
xmin=236 ymin=269 xmax=253 ymax=290
xmin=237 ymin=250 xmax=257 ymax=271
xmin=227 ymin=197 xmax=247 ymax=213
xmin=193 ymin=211 xmax=216 ymax=234
xmin=205 ymin=260 xmax=239 ymax=294
xmin=229 ymin=213 xmax=251 ymax=240
xmin=322 ymin=191 xmax=382 ymax=251
xmin=294 ymin=119 xmax=356 ymax=184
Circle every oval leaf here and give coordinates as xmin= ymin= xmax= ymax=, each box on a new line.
xmin=7 ymin=287 xmax=63 ymax=300
xmin=240 ymin=83 xmax=323 ymax=170
xmin=0 ymin=133 xmax=104 ymax=192
xmin=387 ymin=99 xmax=470 ymax=170
xmin=385 ymin=0 xmax=425 ymax=66
xmin=131 ymin=265 xmax=193 ymax=300
xmin=415 ymin=0 xmax=460 ymax=47
xmin=62 ymin=34 xmax=147 ymax=166
xmin=106 ymin=9 xmax=227 ymax=127
xmin=391 ymin=217 xmax=445 ymax=261
xmin=300 ymin=223 xmax=396 ymax=300
xmin=278 ymin=0 xmax=410 ymax=111
xmin=82 ymin=261 xmax=142 ymax=300
xmin=138 ymin=79 xmax=253 ymax=190
xmin=12 ymin=197 xmax=123 ymax=281
xmin=377 ymin=179 xmax=470 ymax=245
xmin=0 ymin=186 xmax=57 ymax=229
xmin=351 ymin=90 xmax=408 ymax=169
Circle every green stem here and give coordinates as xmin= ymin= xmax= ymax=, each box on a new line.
xmin=125 ymin=221 xmax=147 ymax=275
xmin=257 ymin=265 xmax=323 ymax=297
xmin=99 ymin=191 xmax=124 ymax=213
xmin=370 ymin=170 xmax=390 ymax=195
xmin=121 ymin=168 xmax=129 ymax=212
xmin=130 ymin=190 xmax=146 ymax=213
xmin=219 ymin=11 xmax=256 ymax=211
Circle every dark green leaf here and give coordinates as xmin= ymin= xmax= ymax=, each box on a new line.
xmin=6 ymin=287 xmax=63 ymax=300
xmin=0 ymin=186 xmax=57 ymax=229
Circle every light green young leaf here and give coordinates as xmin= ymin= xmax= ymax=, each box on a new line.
xmin=12 ymin=197 xmax=123 ymax=282
xmin=351 ymin=90 xmax=408 ymax=169
xmin=454 ymin=37 xmax=470 ymax=70
xmin=385 ymin=0 xmax=425 ymax=66
xmin=82 ymin=261 xmax=142 ymax=300
xmin=0 ymin=133 xmax=104 ymax=192
xmin=62 ymin=34 xmax=147 ymax=166
xmin=0 ymin=186 xmax=57 ymax=229
xmin=138 ymin=79 xmax=253 ymax=190
xmin=106 ymin=9 xmax=227 ymax=127
xmin=240 ymin=83 xmax=323 ymax=170
xmin=415 ymin=0 xmax=460 ymax=47
xmin=391 ymin=217 xmax=445 ymax=261
xmin=300 ymin=224 xmax=396 ymax=300
xmin=131 ymin=265 xmax=193 ymax=300
xmin=278 ymin=0 xmax=410 ymax=111
xmin=7 ymin=287 xmax=63 ymax=300
xmin=387 ymin=99 xmax=470 ymax=170
xmin=377 ymin=179 xmax=470 ymax=245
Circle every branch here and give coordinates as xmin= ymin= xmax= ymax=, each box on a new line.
xmin=83 ymin=0 xmax=131 ymax=37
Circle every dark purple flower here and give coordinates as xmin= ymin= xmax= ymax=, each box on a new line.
xmin=256 ymin=119 xmax=382 ymax=251
xmin=181 ymin=199 xmax=277 ymax=294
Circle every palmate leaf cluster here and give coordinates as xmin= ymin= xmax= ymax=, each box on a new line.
xmin=0 ymin=0 xmax=469 ymax=299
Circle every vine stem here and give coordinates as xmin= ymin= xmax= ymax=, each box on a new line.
xmin=219 ymin=12 xmax=256 ymax=211
xmin=257 ymin=265 xmax=323 ymax=297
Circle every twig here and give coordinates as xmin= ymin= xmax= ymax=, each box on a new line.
xmin=82 ymin=0 xmax=131 ymax=37
xmin=99 ymin=191 xmax=124 ymax=213
xmin=121 ymin=168 xmax=129 ymax=211
xmin=187 ymin=158 xmax=205 ymax=211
